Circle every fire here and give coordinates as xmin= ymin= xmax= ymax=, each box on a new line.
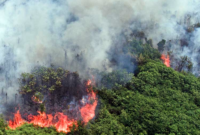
xmin=161 ymin=54 xmax=170 ymax=67
xmin=28 ymin=111 xmax=76 ymax=133
xmin=8 ymin=110 xmax=25 ymax=129
xmin=80 ymin=79 xmax=98 ymax=123
xmin=28 ymin=112 xmax=54 ymax=127
xmin=8 ymin=111 xmax=76 ymax=133
xmin=32 ymin=95 xmax=42 ymax=104
xmin=54 ymin=113 xmax=77 ymax=133
xmin=87 ymin=79 xmax=92 ymax=86
xmin=8 ymin=79 xmax=98 ymax=133
xmin=80 ymin=100 xmax=97 ymax=123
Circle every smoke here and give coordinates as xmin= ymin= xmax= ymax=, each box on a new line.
xmin=0 ymin=0 xmax=199 ymax=100
xmin=168 ymin=28 xmax=200 ymax=75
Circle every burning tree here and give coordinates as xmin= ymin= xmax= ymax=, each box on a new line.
xmin=7 ymin=66 xmax=98 ymax=133
xmin=18 ymin=66 xmax=87 ymax=114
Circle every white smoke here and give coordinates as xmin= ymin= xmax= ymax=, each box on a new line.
xmin=0 ymin=0 xmax=199 ymax=98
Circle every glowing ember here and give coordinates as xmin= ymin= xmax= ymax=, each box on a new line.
xmin=32 ymin=95 xmax=43 ymax=104
xmin=8 ymin=110 xmax=25 ymax=129
xmin=161 ymin=54 xmax=170 ymax=67
xmin=87 ymin=79 xmax=92 ymax=86
xmin=8 ymin=79 xmax=98 ymax=133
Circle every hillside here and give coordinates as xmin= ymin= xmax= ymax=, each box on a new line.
xmin=0 ymin=58 xmax=200 ymax=134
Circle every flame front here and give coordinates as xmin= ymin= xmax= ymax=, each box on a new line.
xmin=9 ymin=111 xmax=76 ymax=133
xmin=161 ymin=54 xmax=170 ymax=67
xmin=28 ymin=112 xmax=76 ymax=133
xmin=8 ymin=110 xmax=25 ymax=129
xmin=8 ymin=79 xmax=98 ymax=133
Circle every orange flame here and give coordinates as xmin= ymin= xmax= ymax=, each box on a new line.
xmin=87 ymin=79 xmax=92 ymax=86
xmin=8 ymin=110 xmax=25 ymax=129
xmin=9 ymin=111 xmax=76 ymax=133
xmin=28 ymin=112 xmax=77 ymax=133
xmin=8 ymin=79 xmax=98 ymax=133
xmin=80 ymin=79 xmax=98 ymax=123
xmin=161 ymin=54 xmax=170 ymax=67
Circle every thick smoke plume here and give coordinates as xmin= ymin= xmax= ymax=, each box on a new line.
xmin=0 ymin=0 xmax=200 ymax=105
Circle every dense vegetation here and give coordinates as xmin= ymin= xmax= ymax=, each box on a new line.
xmin=1 ymin=40 xmax=200 ymax=134
xmin=91 ymin=60 xmax=200 ymax=135
xmin=17 ymin=66 xmax=87 ymax=116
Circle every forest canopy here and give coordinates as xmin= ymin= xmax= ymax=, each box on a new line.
xmin=1 ymin=41 xmax=200 ymax=135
